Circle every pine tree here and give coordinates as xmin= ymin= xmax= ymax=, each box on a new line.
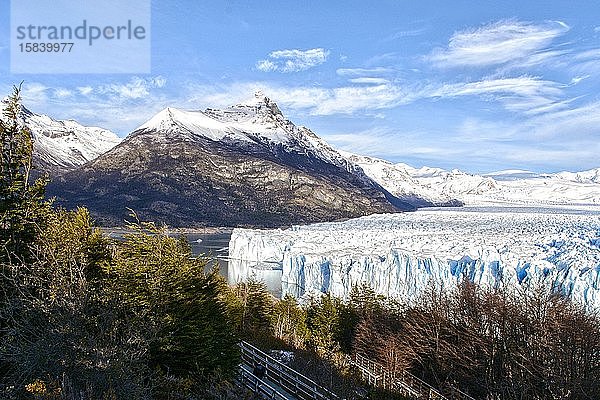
xmin=104 ymin=218 xmax=240 ymax=389
xmin=227 ymin=278 xmax=274 ymax=338
xmin=273 ymin=294 xmax=308 ymax=347
xmin=306 ymin=293 xmax=343 ymax=358
xmin=0 ymin=84 xmax=50 ymax=263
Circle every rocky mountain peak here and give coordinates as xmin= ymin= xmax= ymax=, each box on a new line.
xmin=0 ymin=103 xmax=121 ymax=175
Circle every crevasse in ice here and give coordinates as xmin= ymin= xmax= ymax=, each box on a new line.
xmin=228 ymin=209 xmax=600 ymax=308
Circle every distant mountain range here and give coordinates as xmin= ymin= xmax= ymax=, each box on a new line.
xmin=347 ymin=153 xmax=600 ymax=207
xmin=19 ymin=106 xmax=120 ymax=176
xmin=10 ymin=93 xmax=600 ymax=227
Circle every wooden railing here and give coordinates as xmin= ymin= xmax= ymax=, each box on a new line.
xmin=239 ymin=341 xmax=340 ymax=400
xmin=351 ymin=353 xmax=476 ymax=400
xmin=238 ymin=364 xmax=291 ymax=400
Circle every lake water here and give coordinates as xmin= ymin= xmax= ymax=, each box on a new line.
xmin=103 ymin=228 xmax=283 ymax=298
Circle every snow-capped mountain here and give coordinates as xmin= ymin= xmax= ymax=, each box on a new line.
xmin=11 ymin=106 xmax=121 ymax=175
xmin=341 ymin=152 xmax=461 ymax=207
xmin=344 ymin=152 xmax=600 ymax=207
xmin=135 ymin=93 xmax=384 ymax=189
xmin=48 ymin=93 xmax=412 ymax=227
xmin=413 ymin=166 xmax=600 ymax=206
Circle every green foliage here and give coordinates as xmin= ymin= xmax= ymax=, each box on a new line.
xmin=305 ymin=293 xmax=344 ymax=358
xmin=225 ymin=278 xmax=274 ymax=338
xmin=0 ymin=84 xmax=50 ymax=263
xmin=0 ymin=85 xmax=242 ymax=398
xmin=1 ymin=207 xmax=150 ymax=399
xmin=273 ymin=294 xmax=308 ymax=347
xmin=349 ymin=283 xmax=386 ymax=316
xmin=104 ymin=219 xmax=240 ymax=382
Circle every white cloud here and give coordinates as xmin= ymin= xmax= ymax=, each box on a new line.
xmin=54 ymin=88 xmax=72 ymax=98
xmin=429 ymin=76 xmax=565 ymax=114
xmin=77 ymin=86 xmax=93 ymax=96
xmin=256 ymin=59 xmax=277 ymax=72
xmin=570 ymin=75 xmax=589 ymax=85
xmin=385 ymin=26 xmax=428 ymax=41
xmin=256 ymin=48 xmax=330 ymax=73
xmin=21 ymin=82 xmax=51 ymax=106
xmin=98 ymin=76 xmax=166 ymax=101
xmin=313 ymin=84 xmax=408 ymax=115
xmin=569 ymin=48 xmax=600 ymax=74
xmin=348 ymin=77 xmax=390 ymax=84
xmin=428 ymin=20 xmax=569 ymax=68
xmin=186 ymin=75 xmax=568 ymax=118
xmin=184 ymin=81 xmax=407 ymax=116
xmin=432 ymin=76 xmax=562 ymax=98
xmin=324 ymin=127 xmax=453 ymax=159
xmin=336 ymin=67 xmax=394 ymax=77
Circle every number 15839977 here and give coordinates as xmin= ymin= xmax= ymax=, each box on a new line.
xmin=18 ymin=42 xmax=74 ymax=52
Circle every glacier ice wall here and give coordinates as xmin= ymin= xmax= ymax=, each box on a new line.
xmin=229 ymin=210 xmax=600 ymax=308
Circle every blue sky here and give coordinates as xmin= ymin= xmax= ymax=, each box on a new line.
xmin=2 ymin=0 xmax=600 ymax=173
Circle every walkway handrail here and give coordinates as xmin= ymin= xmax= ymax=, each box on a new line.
xmin=238 ymin=364 xmax=290 ymax=400
xmin=351 ymin=353 xmax=476 ymax=400
xmin=239 ymin=341 xmax=340 ymax=400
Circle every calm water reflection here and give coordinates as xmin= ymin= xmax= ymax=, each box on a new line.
xmin=103 ymin=229 xmax=284 ymax=298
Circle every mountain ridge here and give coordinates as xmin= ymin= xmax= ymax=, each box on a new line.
xmin=47 ymin=94 xmax=412 ymax=227
xmin=20 ymin=92 xmax=599 ymax=227
xmin=0 ymin=101 xmax=122 ymax=176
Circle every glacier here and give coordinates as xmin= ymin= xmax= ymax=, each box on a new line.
xmin=228 ymin=208 xmax=600 ymax=308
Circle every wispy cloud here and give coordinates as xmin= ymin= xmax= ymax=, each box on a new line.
xmin=256 ymin=48 xmax=329 ymax=73
xmin=77 ymin=86 xmax=93 ymax=96
xmin=336 ymin=67 xmax=394 ymax=77
xmin=187 ymin=75 xmax=568 ymax=118
xmin=384 ymin=26 xmax=429 ymax=41
xmin=53 ymin=88 xmax=73 ymax=98
xmin=16 ymin=78 xmax=170 ymax=135
xmin=432 ymin=76 xmax=563 ymax=98
xmin=428 ymin=20 xmax=569 ymax=68
xmin=429 ymin=76 xmax=566 ymax=114
xmin=186 ymin=81 xmax=408 ymax=116
xmin=21 ymin=82 xmax=51 ymax=105
xmin=96 ymin=76 xmax=166 ymax=101
xmin=348 ymin=77 xmax=390 ymax=84
xmin=570 ymin=48 xmax=600 ymax=74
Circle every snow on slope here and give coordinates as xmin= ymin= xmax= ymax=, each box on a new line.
xmin=555 ymin=168 xmax=600 ymax=184
xmin=138 ymin=92 xmax=344 ymax=163
xmin=344 ymin=152 xmax=600 ymax=207
xmin=135 ymin=92 xmax=379 ymax=186
xmin=341 ymin=152 xmax=458 ymax=206
xmin=413 ymin=168 xmax=600 ymax=206
xmin=229 ymin=209 xmax=600 ymax=308
xmin=14 ymin=106 xmax=121 ymax=173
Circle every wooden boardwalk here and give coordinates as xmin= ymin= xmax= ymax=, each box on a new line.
xmin=238 ymin=341 xmax=476 ymax=400
xmin=238 ymin=341 xmax=340 ymax=400
xmin=350 ymin=353 xmax=476 ymax=400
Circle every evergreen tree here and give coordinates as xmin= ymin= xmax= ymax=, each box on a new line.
xmin=0 ymin=85 xmax=50 ymax=263
xmin=0 ymin=208 xmax=152 ymax=398
xmin=305 ymin=293 xmax=343 ymax=358
xmin=226 ymin=278 xmax=274 ymax=338
xmin=105 ymin=218 xmax=240 ymax=389
xmin=273 ymin=294 xmax=308 ymax=347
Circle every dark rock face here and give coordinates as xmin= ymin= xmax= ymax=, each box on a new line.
xmin=48 ymin=128 xmax=410 ymax=228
